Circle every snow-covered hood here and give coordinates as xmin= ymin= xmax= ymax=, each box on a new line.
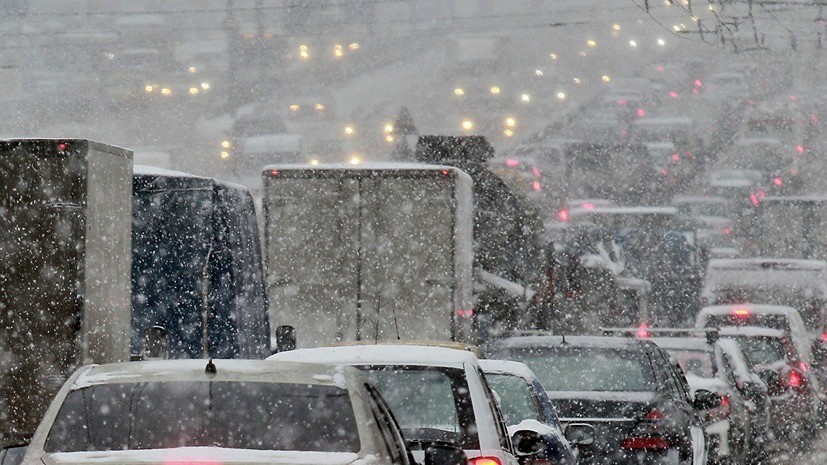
xmin=41 ymin=448 xmax=365 ymax=465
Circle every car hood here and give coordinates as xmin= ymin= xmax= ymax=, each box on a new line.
xmin=545 ymin=391 xmax=657 ymax=420
xmin=41 ymin=448 xmax=364 ymax=465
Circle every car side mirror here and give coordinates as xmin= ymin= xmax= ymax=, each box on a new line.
xmin=511 ymin=429 xmax=545 ymax=457
xmin=564 ymin=423 xmax=595 ymax=446
xmin=693 ymin=389 xmax=721 ymax=410
xmin=275 ymin=325 xmax=297 ymax=353
xmin=425 ymin=443 xmax=466 ymax=465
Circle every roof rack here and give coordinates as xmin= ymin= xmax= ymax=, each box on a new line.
xmin=601 ymin=327 xmax=719 ymax=344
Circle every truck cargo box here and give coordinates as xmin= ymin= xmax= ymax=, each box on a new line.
xmin=262 ymin=163 xmax=474 ymax=347
xmin=0 ymin=139 xmax=132 ymax=439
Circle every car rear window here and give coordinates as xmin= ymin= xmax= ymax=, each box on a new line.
xmin=363 ymin=366 xmax=479 ymax=449
xmin=45 ymin=381 xmax=359 ymax=453
xmin=496 ymin=347 xmax=656 ymax=392
xmin=731 ymin=336 xmax=788 ymax=365
xmin=702 ymin=312 xmax=791 ymax=333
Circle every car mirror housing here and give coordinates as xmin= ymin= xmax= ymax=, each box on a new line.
xmin=564 ymin=423 xmax=595 ymax=446
xmin=511 ymin=429 xmax=545 ymax=457
xmin=693 ymin=389 xmax=721 ymax=410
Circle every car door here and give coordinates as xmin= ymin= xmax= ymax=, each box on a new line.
xmin=665 ymin=352 xmax=707 ymax=465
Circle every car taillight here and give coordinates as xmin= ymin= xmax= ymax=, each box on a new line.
xmin=645 ymin=408 xmax=664 ymax=420
xmin=621 ymin=437 xmax=669 ymax=449
xmin=636 ymin=323 xmax=651 ymax=339
xmin=788 ymin=369 xmax=804 ymax=389
xmin=469 ymin=457 xmax=502 ymax=465
xmin=557 ymin=209 xmax=570 ymax=222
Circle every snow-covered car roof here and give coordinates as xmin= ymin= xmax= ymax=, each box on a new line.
xmin=479 ymin=359 xmax=538 ymax=381
xmin=707 ymin=258 xmax=827 ymax=271
xmin=649 ymin=337 xmax=711 ymax=352
xmin=487 ymin=335 xmax=653 ymax=351
xmin=717 ymin=325 xmax=787 ymax=338
xmin=268 ymin=344 xmax=479 ymax=368
xmin=134 ymin=164 xmax=201 ymax=178
xmin=672 ymin=195 xmax=731 ymax=205
xmin=72 ymin=359 xmax=350 ymax=390
xmin=760 ymin=194 xmax=827 ymax=203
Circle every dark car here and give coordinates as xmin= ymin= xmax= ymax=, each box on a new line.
xmin=486 ymin=335 xmax=716 ymax=465
xmin=480 ymin=359 xmax=578 ymax=465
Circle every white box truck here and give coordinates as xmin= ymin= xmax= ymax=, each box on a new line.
xmin=262 ymin=163 xmax=474 ymax=348
xmin=0 ymin=139 xmax=133 ymax=440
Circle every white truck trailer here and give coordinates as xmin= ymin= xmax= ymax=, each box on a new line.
xmin=0 ymin=139 xmax=133 ymax=440
xmin=262 ymin=164 xmax=475 ymax=348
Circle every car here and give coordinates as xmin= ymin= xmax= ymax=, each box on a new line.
xmin=717 ymin=326 xmax=821 ymax=442
xmin=479 ymin=359 xmax=578 ymax=465
xmin=485 ymin=335 xmax=715 ymax=465
xmin=646 ymin=334 xmax=756 ymax=465
xmin=695 ymin=303 xmax=814 ymax=367
xmin=20 ymin=359 xmax=462 ymax=465
xmin=700 ymin=257 xmax=827 ymax=333
xmin=269 ymin=344 xmax=543 ymax=465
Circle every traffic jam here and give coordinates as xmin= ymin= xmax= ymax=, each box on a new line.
xmin=4 ymin=1 xmax=827 ymax=465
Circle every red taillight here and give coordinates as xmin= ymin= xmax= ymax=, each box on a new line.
xmin=636 ymin=108 xmax=646 ymax=118
xmin=268 ymin=169 xmax=280 ymax=176
xmin=720 ymin=395 xmax=731 ymax=419
xmin=796 ymin=145 xmax=805 ymax=154
xmin=636 ymin=323 xmax=651 ymax=339
xmin=532 ymin=181 xmax=542 ymax=192
xmin=750 ymin=193 xmax=760 ymax=206
xmin=724 ymin=227 xmax=732 ymax=235
xmin=773 ymin=177 xmax=783 ymax=186
xmin=621 ymin=437 xmax=669 ymax=449
xmin=788 ymin=369 xmax=804 ymax=389
xmin=733 ymin=307 xmax=750 ymax=318
xmin=56 ymin=141 xmax=68 ymax=152
xmin=469 ymin=457 xmax=502 ymax=465
xmin=506 ymin=159 xmax=520 ymax=167
xmin=582 ymin=203 xmax=595 ymax=210
xmin=645 ymin=409 xmax=664 ymax=420
xmin=557 ymin=209 xmax=570 ymax=222
xmin=799 ymin=361 xmax=809 ymax=372
xmin=457 ymin=309 xmax=474 ymax=317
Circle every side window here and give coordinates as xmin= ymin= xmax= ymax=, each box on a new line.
xmin=476 ymin=367 xmax=512 ymax=452
xmin=670 ymin=359 xmax=692 ymax=402
xmin=365 ymin=383 xmax=410 ymax=465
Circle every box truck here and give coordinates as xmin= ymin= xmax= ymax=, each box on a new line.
xmin=262 ymin=164 xmax=474 ymax=348
xmin=131 ymin=166 xmax=270 ymax=359
xmin=0 ymin=139 xmax=133 ymax=440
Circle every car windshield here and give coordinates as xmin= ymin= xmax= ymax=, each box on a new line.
xmin=731 ymin=336 xmax=789 ymax=365
xmin=44 ymin=382 xmax=359 ymax=452
xmin=495 ymin=347 xmax=657 ymax=392
xmin=485 ymin=373 xmax=541 ymax=426
xmin=363 ymin=365 xmax=479 ymax=449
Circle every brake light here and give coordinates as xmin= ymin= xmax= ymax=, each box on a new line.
xmin=720 ymin=395 xmax=731 ymax=419
xmin=789 ymin=369 xmax=804 ymax=389
xmin=532 ymin=181 xmax=542 ymax=192
xmin=621 ymin=437 xmax=669 ymax=449
xmin=636 ymin=323 xmax=651 ymax=339
xmin=469 ymin=457 xmax=502 ymax=465
xmin=506 ymin=159 xmax=520 ymax=167
xmin=636 ymin=108 xmax=646 ymax=118
xmin=557 ymin=209 xmax=570 ymax=222
xmin=796 ymin=145 xmax=805 ymax=154
xmin=268 ymin=169 xmax=280 ymax=176
xmin=773 ymin=177 xmax=783 ymax=186
xmin=582 ymin=203 xmax=596 ymax=210
xmin=733 ymin=307 xmax=750 ymax=318
xmin=457 ymin=309 xmax=474 ymax=317
xmin=750 ymin=193 xmax=760 ymax=206
xmin=821 ymin=332 xmax=827 ymax=342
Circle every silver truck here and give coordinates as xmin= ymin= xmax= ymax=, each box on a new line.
xmin=0 ymin=139 xmax=133 ymax=440
xmin=262 ymin=163 xmax=475 ymax=348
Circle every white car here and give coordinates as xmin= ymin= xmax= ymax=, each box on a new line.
xmin=269 ymin=344 xmax=543 ymax=465
xmin=20 ymin=359 xmax=464 ymax=465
